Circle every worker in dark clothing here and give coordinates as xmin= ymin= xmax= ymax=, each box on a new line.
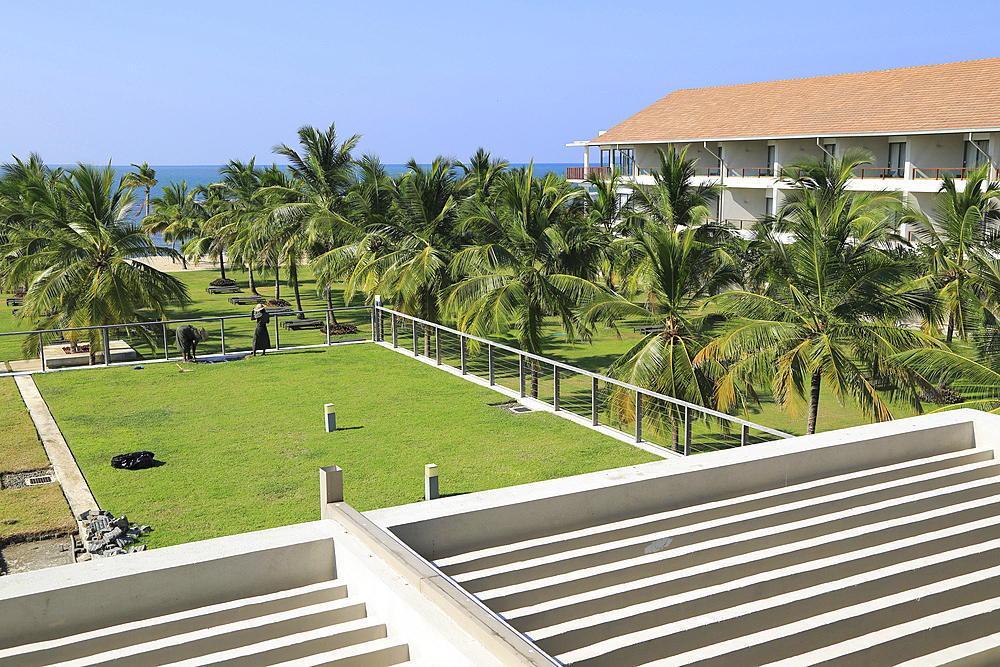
xmin=176 ymin=324 xmax=207 ymax=362
xmin=250 ymin=304 xmax=270 ymax=357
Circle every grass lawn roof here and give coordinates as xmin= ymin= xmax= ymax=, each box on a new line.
xmin=34 ymin=344 xmax=661 ymax=548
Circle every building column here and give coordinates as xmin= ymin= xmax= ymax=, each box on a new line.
xmin=583 ymin=146 xmax=589 ymax=177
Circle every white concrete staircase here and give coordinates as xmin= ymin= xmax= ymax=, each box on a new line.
xmin=0 ymin=580 xmax=410 ymax=667
xmin=433 ymin=447 xmax=1000 ymax=666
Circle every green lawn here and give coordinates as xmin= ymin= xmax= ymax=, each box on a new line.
xmin=0 ymin=377 xmax=76 ymax=542
xmin=35 ymin=344 xmax=660 ymax=548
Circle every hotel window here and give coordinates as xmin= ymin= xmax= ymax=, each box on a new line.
xmin=617 ymin=148 xmax=634 ymax=175
xmin=888 ymin=142 xmax=906 ymax=178
xmin=765 ymin=145 xmax=776 ymax=177
xmin=964 ymin=139 xmax=990 ymax=172
xmin=765 ymin=196 xmax=774 ymax=217
xmin=709 ymin=146 xmax=723 ymax=177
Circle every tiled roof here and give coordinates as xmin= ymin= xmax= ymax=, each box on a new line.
xmin=592 ymin=58 xmax=1000 ymax=144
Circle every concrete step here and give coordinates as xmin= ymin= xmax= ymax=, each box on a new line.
xmin=508 ymin=512 xmax=1000 ymax=634
xmin=478 ymin=475 xmax=1000 ymax=612
xmin=436 ymin=449 xmax=990 ymax=577
xmin=453 ymin=458 xmax=1000 ymax=593
xmin=558 ymin=563 xmax=1000 ymax=666
xmin=0 ymin=580 xmax=348 ymax=667
xmin=48 ymin=597 xmax=370 ymax=666
xmin=159 ymin=618 xmax=398 ymax=666
xmin=534 ymin=536 xmax=1000 ymax=659
xmin=266 ymin=636 xmax=410 ymax=666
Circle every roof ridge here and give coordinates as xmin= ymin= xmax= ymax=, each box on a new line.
xmin=671 ymin=57 xmax=1000 ymax=94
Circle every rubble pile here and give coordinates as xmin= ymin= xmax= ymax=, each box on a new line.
xmin=78 ymin=510 xmax=151 ymax=558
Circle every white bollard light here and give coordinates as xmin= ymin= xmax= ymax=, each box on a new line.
xmin=425 ymin=463 xmax=439 ymax=500
xmin=324 ymin=403 xmax=336 ymax=432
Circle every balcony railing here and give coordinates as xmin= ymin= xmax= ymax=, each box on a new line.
xmin=913 ymin=167 xmax=977 ymax=179
xmin=566 ymin=166 xmax=612 ymax=180
xmin=726 ymin=167 xmax=775 ymax=178
xmin=852 ymin=167 xmax=905 ymax=179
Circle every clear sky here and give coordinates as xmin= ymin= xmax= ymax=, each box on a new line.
xmin=1 ymin=1 xmax=995 ymax=165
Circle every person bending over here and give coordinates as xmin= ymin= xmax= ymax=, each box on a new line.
xmin=176 ymin=324 xmax=208 ymax=362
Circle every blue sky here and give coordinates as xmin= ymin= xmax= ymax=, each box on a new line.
xmin=1 ymin=1 xmax=995 ymax=165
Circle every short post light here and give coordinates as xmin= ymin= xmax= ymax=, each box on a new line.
xmin=324 ymin=403 xmax=336 ymax=432
xmin=425 ymin=463 xmax=439 ymax=500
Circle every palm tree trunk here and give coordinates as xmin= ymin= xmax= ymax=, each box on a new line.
xmin=806 ymin=370 xmax=822 ymax=435
xmin=324 ymin=284 xmax=339 ymax=324
xmin=219 ymin=251 xmax=227 ymax=280
xmin=274 ymin=266 xmax=281 ymax=300
xmin=945 ymin=312 xmax=955 ymax=344
xmin=248 ymin=266 xmax=260 ymax=296
xmin=290 ymin=261 xmax=304 ymax=319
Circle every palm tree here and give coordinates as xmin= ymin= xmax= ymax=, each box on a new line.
xmin=2 ymin=163 xmax=189 ymax=363
xmin=910 ymin=164 xmax=1000 ymax=343
xmin=140 ymin=180 xmax=199 ymax=269
xmin=700 ymin=149 xmax=941 ymax=434
xmin=580 ymin=223 xmax=740 ymax=447
xmin=123 ymin=162 xmax=158 ymax=217
xmin=446 ymin=164 xmax=604 ymax=397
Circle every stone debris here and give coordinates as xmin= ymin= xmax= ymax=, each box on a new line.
xmin=79 ymin=510 xmax=152 ymax=559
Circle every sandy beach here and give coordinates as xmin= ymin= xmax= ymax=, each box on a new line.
xmin=135 ymin=256 xmax=224 ymax=273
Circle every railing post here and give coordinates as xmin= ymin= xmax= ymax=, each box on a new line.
xmin=519 ymin=355 xmax=526 ymax=397
xmin=391 ymin=316 xmax=397 ymax=348
xmin=460 ymin=336 xmax=467 ymax=375
xmin=635 ymin=391 xmax=642 ymax=443
xmin=327 ymin=310 xmax=332 ymax=346
xmin=220 ymin=319 xmax=226 ymax=355
xmin=553 ymin=365 xmax=560 ymax=411
xmin=488 ymin=345 xmax=494 ymax=385
xmin=741 ymin=423 xmax=749 ymax=447
xmin=102 ymin=327 xmax=110 ymax=366
xmin=592 ymin=377 xmax=599 ymax=426
xmin=163 ymin=322 xmax=169 ymax=359
xmin=413 ymin=321 xmax=419 ymax=357
xmin=369 ymin=307 xmax=374 ymax=343
xmin=435 ymin=327 xmax=441 ymax=365
xmin=684 ymin=406 xmax=692 ymax=456
xmin=274 ymin=315 xmax=280 ymax=351
xmin=38 ymin=333 xmax=45 ymax=371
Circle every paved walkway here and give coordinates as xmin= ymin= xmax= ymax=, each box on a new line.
xmin=14 ymin=375 xmax=98 ymax=520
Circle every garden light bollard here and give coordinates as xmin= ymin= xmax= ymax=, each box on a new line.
xmin=324 ymin=403 xmax=336 ymax=433
xmin=425 ymin=463 xmax=439 ymax=500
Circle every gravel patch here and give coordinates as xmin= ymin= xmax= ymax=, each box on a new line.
xmin=0 ymin=469 xmax=55 ymax=490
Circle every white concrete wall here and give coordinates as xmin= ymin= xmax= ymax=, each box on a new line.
xmin=721 ymin=140 xmax=769 ymax=170
xmin=774 ymin=138 xmax=826 ymax=168
xmin=724 ymin=188 xmax=765 ymax=222
xmin=909 ymin=134 xmax=966 ymax=173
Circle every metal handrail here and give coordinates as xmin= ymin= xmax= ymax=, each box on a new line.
xmin=853 ymin=167 xmax=905 ymax=179
xmin=912 ymin=167 xmax=973 ymax=179
xmin=375 ymin=306 xmax=793 ymax=440
xmin=726 ymin=167 xmax=775 ymax=178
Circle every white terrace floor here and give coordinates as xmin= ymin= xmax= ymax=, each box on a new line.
xmin=3 ymin=409 xmax=1000 ymax=665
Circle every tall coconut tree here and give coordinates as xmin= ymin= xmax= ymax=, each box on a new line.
xmin=445 ymin=164 xmax=605 ymax=397
xmin=627 ymin=145 xmax=722 ymax=234
xmin=2 ymin=163 xmax=188 ymax=363
xmin=700 ymin=149 xmax=942 ymax=434
xmin=140 ymin=180 xmax=199 ymax=269
xmin=123 ymin=162 xmax=158 ymax=217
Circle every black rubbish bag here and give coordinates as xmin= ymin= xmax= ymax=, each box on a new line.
xmin=110 ymin=451 xmax=155 ymax=470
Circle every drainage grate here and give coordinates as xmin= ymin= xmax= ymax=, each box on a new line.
xmin=24 ymin=474 xmax=55 ymax=487
xmin=491 ymin=401 xmax=534 ymax=415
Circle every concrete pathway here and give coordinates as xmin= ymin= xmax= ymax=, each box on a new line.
xmin=14 ymin=375 xmax=98 ymax=519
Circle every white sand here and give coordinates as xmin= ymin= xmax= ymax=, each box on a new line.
xmin=134 ymin=256 xmax=223 ymax=273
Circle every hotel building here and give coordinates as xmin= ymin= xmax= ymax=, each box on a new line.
xmin=567 ymin=58 xmax=1000 ymax=237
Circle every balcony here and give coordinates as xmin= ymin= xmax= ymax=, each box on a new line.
xmin=912 ymin=166 xmax=997 ymax=179
xmin=565 ymin=166 xmax=611 ymax=180
xmin=852 ymin=167 xmax=905 ymax=179
xmin=726 ymin=167 xmax=775 ymax=178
